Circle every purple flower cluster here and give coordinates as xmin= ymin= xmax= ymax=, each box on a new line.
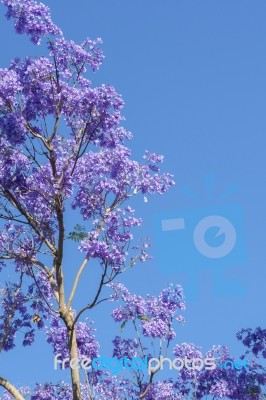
xmin=112 ymin=336 xmax=140 ymax=359
xmin=110 ymin=283 xmax=185 ymax=340
xmin=178 ymin=344 xmax=266 ymax=399
xmin=173 ymin=342 xmax=203 ymax=380
xmin=93 ymin=375 xmax=138 ymax=400
xmin=2 ymin=0 xmax=62 ymax=44
xmin=145 ymin=381 xmax=185 ymax=400
xmin=49 ymin=37 xmax=104 ymax=76
xmin=0 ymin=271 xmax=54 ymax=351
xmin=45 ymin=317 xmax=100 ymax=362
xmin=237 ymin=327 xmax=266 ymax=358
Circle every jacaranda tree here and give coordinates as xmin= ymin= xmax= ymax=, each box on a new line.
xmin=0 ymin=1 xmax=266 ymax=400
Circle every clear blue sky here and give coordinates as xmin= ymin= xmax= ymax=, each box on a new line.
xmin=1 ymin=0 xmax=266 ymax=394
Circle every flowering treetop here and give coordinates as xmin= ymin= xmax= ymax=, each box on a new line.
xmin=0 ymin=1 xmax=266 ymax=400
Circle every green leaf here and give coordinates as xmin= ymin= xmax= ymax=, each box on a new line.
xmin=138 ymin=315 xmax=150 ymax=322
xmin=66 ymin=224 xmax=88 ymax=242
xmin=120 ymin=320 xmax=128 ymax=332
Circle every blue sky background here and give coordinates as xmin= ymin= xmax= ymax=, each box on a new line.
xmin=1 ymin=0 xmax=266 ymax=395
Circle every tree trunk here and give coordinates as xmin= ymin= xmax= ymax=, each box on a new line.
xmin=65 ymin=312 xmax=81 ymax=400
xmin=0 ymin=376 xmax=25 ymax=400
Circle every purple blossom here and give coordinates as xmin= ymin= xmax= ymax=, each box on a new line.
xmin=45 ymin=317 xmax=100 ymax=363
xmin=110 ymin=283 xmax=185 ymax=340
xmin=112 ymin=336 xmax=140 ymax=359
xmin=145 ymin=381 xmax=184 ymax=400
xmin=49 ymin=37 xmax=104 ymax=76
xmin=237 ymin=327 xmax=266 ymax=358
xmin=2 ymin=0 xmax=62 ymax=44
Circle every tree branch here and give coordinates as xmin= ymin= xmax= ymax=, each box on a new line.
xmin=66 ymin=258 xmax=88 ymax=311
xmin=0 ymin=376 xmax=25 ymax=400
xmin=0 ymin=187 xmax=56 ymax=255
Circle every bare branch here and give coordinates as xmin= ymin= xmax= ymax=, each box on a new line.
xmin=67 ymin=258 xmax=88 ymax=311
xmin=0 ymin=376 xmax=25 ymax=400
